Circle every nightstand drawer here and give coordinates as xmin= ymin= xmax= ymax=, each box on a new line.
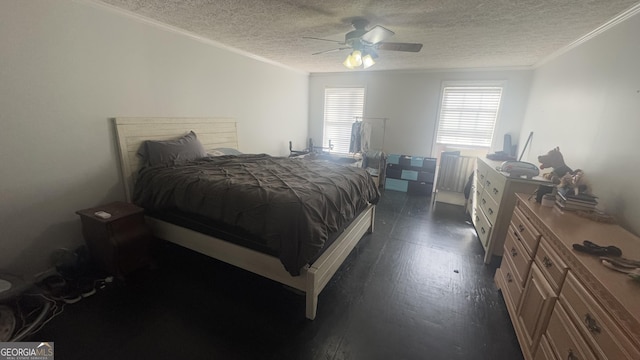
xmin=561 ymin=272 xmax=640 ymax=360
xmin=534 ymin=238 xmax=568 ymax=294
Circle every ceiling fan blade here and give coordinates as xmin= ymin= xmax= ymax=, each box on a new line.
xmin=376 ymin=42 xmax=423 ymax=52
xmin=361 ymin=25 xmax=395 ymax=45
xmin=303 ymin=36 xmax=345 ymax=44
xmin=312 ymin=47 xmax=351 ymax=55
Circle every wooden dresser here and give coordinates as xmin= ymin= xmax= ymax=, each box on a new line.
xmin=495 ymin=193 xmax=640 ymax=360
xmin=471 ymin=157 xmax=549 ymax=264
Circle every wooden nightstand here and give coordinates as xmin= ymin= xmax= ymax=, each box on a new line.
xmin=76 ymin=202 xmax=153 ymax=278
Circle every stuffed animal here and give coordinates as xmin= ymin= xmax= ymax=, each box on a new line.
xmin=558 ymin=169 xmax=591 ymax=195
xmin=537 ymin=147 xmax=573 ymax=184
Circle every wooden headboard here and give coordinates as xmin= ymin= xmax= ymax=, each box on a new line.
xmin=114 ymin=117 xmax=238 ymax=202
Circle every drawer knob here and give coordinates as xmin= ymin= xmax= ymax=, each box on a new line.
xmin=482 ymin=198 xmax=486 ymax=204
xmin=567 ymin=349 xmax=577 ymax=360
xmin=511 ymin=247 xmax=517 ymax=257
xmin=542 ymin=256 xmax=553 ymax=268
xmin=506 ymin=272 xmax=513 ymax=283
xmin=518 ymin=224 xmax=525 ymax=232
xmin=584 ymin=313 xmax=601 ymax=334
xmin=513 ymin=229 xmax=522 ymax=241
xmin=486 ymin=180 xmax=491 ymax=187
xmin=493 ymin=188 xmax=499 ymax=195
xmin=488 ymin=208 xmax=494 ymax=215
xmin=481 ymin=227 xmax=486 ymax=234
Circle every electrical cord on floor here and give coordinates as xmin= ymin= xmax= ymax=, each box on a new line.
xmin=9 ymin=275 xmax=114 ymax=341
xmin=10 ymin=296 xmax=53 ymax=342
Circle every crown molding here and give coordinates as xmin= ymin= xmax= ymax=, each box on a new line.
xmin=74 ymin=0 xmax=309 ymax=75
xmin=534 ymin=2 xmax=640 ymax=68
xmin=310 ymin=65 xmax=534 ymax=77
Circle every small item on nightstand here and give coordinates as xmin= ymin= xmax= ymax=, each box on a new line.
xmin=94 ymin=211 xmax=111 ymax=219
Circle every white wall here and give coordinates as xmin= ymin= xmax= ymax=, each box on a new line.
xmin=0 ymin=1 xmax=308 ymax=278
xmin=519 ymin=11 xmax=640 ymax=235
xmin=309 ymin=69 xmax=532 ymax=157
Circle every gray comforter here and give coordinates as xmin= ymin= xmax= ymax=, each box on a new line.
xmin=133 ymin=154 xmax=380 ymax=275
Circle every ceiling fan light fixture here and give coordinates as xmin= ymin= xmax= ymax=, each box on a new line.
xmin=351 ymin=50 xmax=362 ymax=66
xmin=343 ymin=56 xmax=355 ymax=69
xmin=362 ymin=53 xmax=375 ymax=69
xmin=344 ymin=50 xmax=369 ymax=69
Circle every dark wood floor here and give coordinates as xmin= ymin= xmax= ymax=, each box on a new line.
xmin=30 ymin=191 xmax=523 ymax=360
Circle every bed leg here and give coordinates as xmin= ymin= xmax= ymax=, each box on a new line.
xmin=305 ymin=267 xmax=318 ymax=320
xmin=306 ymin=293 xmax=318 ymax=320
xmin=368 ymin=205 xmax=375 ymax=234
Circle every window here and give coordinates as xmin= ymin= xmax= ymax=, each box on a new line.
xmin=323 ymin=87 xmax=365 ymax=154
xmin=435 ymin=85 xmax=503 ymax=148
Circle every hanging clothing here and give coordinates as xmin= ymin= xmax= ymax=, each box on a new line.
xmin=360 ymin=122 xmax=372 ymax=152
xmin=349 ymin=121 xmax=362 ymax=153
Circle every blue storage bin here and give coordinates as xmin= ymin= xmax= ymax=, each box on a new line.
xmin=408 ymin=181 xmax=432 ymax=195
xmin=422 ymin=158 xmax=437 ymax=171
xmin=417 ymin=171 xmax=435 ymax=183
xmin=410 ymin=157 xmax=424 ymax=167
xmin=387 ymin=154 xmax=401 ymax=165
xmin=399 ymin=155 xmax=412 ymax=167
xmin=401 ymin=170 xmax=419 ymax=181
xmin=385 ymin=178 xmax=409 ymax=192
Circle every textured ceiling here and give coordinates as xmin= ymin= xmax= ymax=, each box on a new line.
xmin=98 ymin=0 xmax=640 ymax=73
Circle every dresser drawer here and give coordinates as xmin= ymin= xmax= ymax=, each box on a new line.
xmin=504 ymin=226 xmax=533 ymax=288
xmin=484 ymin=169 xmax=506 ymax=203
xmin=546 ymin=302 xmax=597 ymax=360
xmin=519 ymin=263 xmax=557 ymax=349
xmin=534 ymin=334 xmax=557 ymax=360
xmin=498 ymin=255 xmax=524 ymax=312
xmin=474 ymin=208 xmax=492 ymax=249
xmin=480 ymin=190 xmax=499 ymax=225
xmin=534 ymin=238 xmax=568 ymax=294
xmin=512 ymin=208 xmax=541 ymax=257
xmin=560 ymin=272 xmax=640 ymax=360
xmin=476 ymin=161 xmax=489 ymax=190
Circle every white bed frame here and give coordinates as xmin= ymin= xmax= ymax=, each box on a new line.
xmin=113 ymin=117 xmax=375 ymax=319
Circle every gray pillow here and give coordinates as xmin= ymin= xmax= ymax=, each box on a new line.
xmin=138 ymin=131 xmax=207 ymax=166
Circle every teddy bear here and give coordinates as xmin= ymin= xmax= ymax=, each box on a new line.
xmin=537 ymin=147 xmax=573 ymax=184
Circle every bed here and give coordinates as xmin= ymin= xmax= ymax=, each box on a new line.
xmin=113 ymin=117 xmax=378 ymax=319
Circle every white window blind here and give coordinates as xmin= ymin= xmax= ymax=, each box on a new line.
xmin=436 ymin=86 xmax=503 ymax=147
xmin=323 ymin=87 xmax=365 ymax=154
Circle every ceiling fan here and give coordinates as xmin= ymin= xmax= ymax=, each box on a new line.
xmin=304 ymin=18 xmax=423 ymax=69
